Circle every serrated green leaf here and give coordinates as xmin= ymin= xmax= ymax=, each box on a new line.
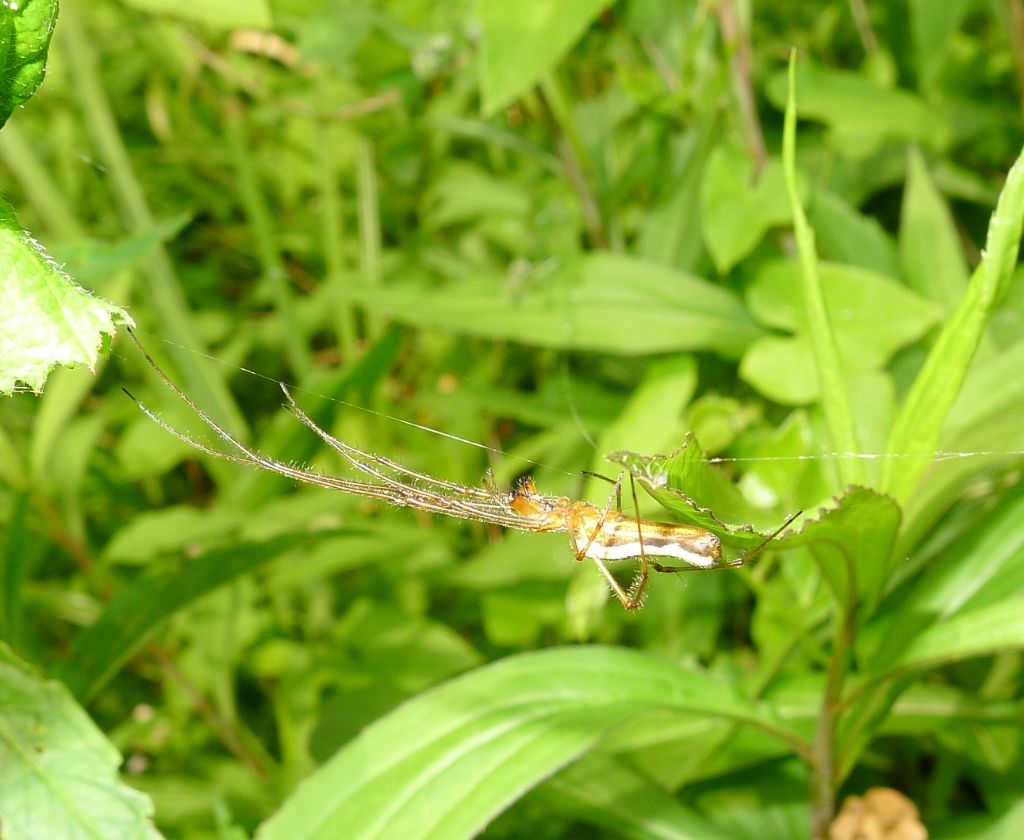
xmin=0 ymin=643 xmax=163 ymax=840
xmin=0 ymin=0 xmax=58 ymax=128
xmin=255 ymin=647 xmax=800 ymax=840
xmin=608 ymin=435 xmax=771 ymax=538
xmin=780 ymin=486 xmax=901 ymax=611
xmin=348 ymin=252 xmax=761 ymax=358
xmin=0 ymin=198 xmax=132 ymax=394
xmin=478 ymin=0 xmax=611 ymax=114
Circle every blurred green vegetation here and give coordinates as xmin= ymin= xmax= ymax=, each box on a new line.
xmin=3 ymin=0 xmax=1024 ymax=838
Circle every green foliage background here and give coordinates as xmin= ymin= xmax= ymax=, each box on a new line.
xmin=2 ymin=0 xmax=1024 ymax=838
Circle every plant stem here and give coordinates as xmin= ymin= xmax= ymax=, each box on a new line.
xmin=223 ymin=99 xmax=311 ymax=377
xmin=716 ymin=0 xmax=768 ymax=174
xmin=356 ymin=137 xmax=382 ymax=340
xmin=810 ymin=601 xmax=857 ymax=837
xmin=317 ymin=122 xmax=359 ymax=361
xmin=536 ymin=80 xmax=607 ymax=249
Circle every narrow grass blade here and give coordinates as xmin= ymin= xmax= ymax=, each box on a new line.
xmin=782 ymin=52 xmax=861 ymax=488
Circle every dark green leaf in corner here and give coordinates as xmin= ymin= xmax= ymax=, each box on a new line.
xmin=0 ymin=0 xmax=58 ymax=128
xmin=0 ymin=643 xmax=164 ymax=840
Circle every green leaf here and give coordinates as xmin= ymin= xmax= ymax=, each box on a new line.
xmin=766 ymin=62 xmax=947 ymax=157
xmin=781 ymin=486 xmax=901 ymax=612
xmin=0 ymin=643 xmax=163 ymax=840
xmin=478 ymin=0 xmax=611 ymax=115
xmin=806 ymin=189 xmax=899 ymax=278
xmin=349 ymin=252 xmax=762 ymax=358
xmin=882 ymin=143 xmax=1024 ymax=504
xmin=0 ymin=0 xmax=58 ymax=128
xmin=57 ymin=534 xmax=323 ymax=701
xmin=878 ymin=598 xmax=1024 ymax=676
xmin=587 ymin=355 xmax=698 ymax=492
xmin=255 ymin=647 xmax=799 ymax=840
xmin=862 ymin=482 xmax=1024 ymax=671
xmin=50 ymin=214 xmax=191 ymax=288
xmin=901 ymin=337 xmax=1024 ymax=548
xmin=740 ymin=336 xmax=818 ymax=405
xmin=899 ymin=147 xmax=970 ymax=313
xmin=741 ymin=261 xmax=940 ymax=403
xmin=782 ymin=55 xmax=862 ymax=487
xmin=119 ymin=0 xmax=271 ymax=29
xmin=608 ymin=435 xmax=770 ymax=538
xmin=909 ymin=0 xmax=973 ymax=92
xmin=0 ymin=198 xmax=132 ymax=394
xmin=968 ymin=800 xmax=1024 ymax=840
xmin=699 ymin=145 xmax=791 ymax=273
xmin=541 ymin=753 xmax=734 ymax=840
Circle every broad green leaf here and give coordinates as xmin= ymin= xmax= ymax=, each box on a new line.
xmin=899 ymin=147 xmax=970 ymax=313
xmin=255 ymin=647 xmax=799 ymax=840
xmin=882 ymin=143 xmax=1024 ymax=504
xmin=877 ymin=598 xmax=1024 ymax=677
xmin=746 ymin=262 xmax=941 ymax=355
xmin=742 ymin=261 xmax=939 ymax=403
xmin=102 ymin=506 xmax=248 ymax=564
xmin=0 ymin=0 xmax=58 ymax=128
xmin=782 ymin=55 xmax=862 ymax=487
xmin=541 ymin=753 xmax=734 ymax=840
xmin=0 ymin=199 xmax=132 ymax=394
xmin=883 ymin=682 xmax=1024 ymax=735
xmin=699 ymin=145 xmax=791 ymax=273
xmin=57 ymin=534 xmax=327 ymax=701
xmin=478 ymin=0 xmax=611 ymax=115
xmin=807 ymin=189 xmax=898 ymax=278
xmin=119 ymin=0 xmax=271 ymax=28
xmin=348 ymin=252 xmax=762 ymax=358
xmin=739 ymin=336 xmax=818 ymax=405
xmin=0 ymin=643 xmax=163 ymax=840
xmin=863 ymin=482 xmax=1024 ymax=671
xmin=766 ymin=62 xmax=947 ymax=157
xmin=901 ymin=337 xmax=1024 ymax=549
